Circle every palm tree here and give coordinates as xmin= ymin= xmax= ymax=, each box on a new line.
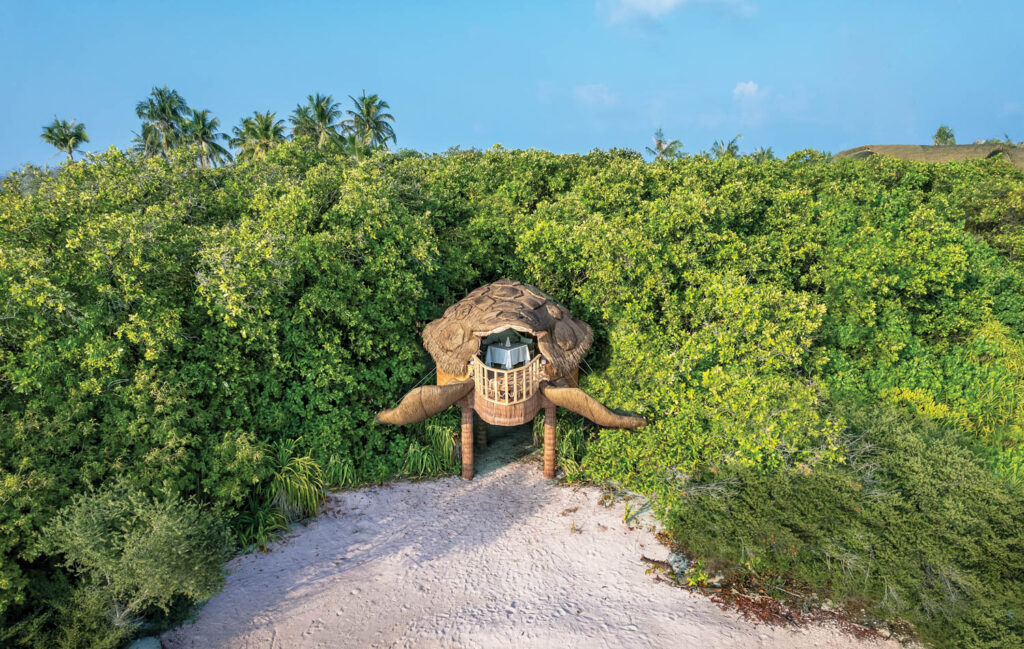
xmin=40 ymin=117 xmax=89 ymax=161
xmin=131 ymin=122 xmax=162 ymax=157
xmin=181 ymin=109 xmax=232 ymax=168
xmin=335 ymin=132 xmax=372 ymax=160
xmin=749 ymin=146 xmax=775 ymax=163
xmin=290 ymin=93 xmax=343 ymax=148
xmin=230 ymin=111 xmax=287 ymax=161
xmin=710 ymin=134 xmax=743 ymax=160
xmin=645 ymin=127 xmax=682 ymax=161
xmin=343 ymin=91 xmax=396 ymax=150
xmin=135 ymin=86 xmax=189 ymax=157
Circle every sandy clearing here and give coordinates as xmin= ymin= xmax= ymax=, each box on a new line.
xmin=163 ymin=453 xmax=897 ymax=649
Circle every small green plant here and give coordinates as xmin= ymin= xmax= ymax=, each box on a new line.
xmin=324 ymin=454 xmax=357 ymax=488
xmin=233 ymin=440 xmax=325 ymax=549
xmin=975 ymin=434 xmax=1024 ymax=488
xmin=235 ymin=493 xmax=289 ymax=550
xmin=622 ymin=501 xmax=634 ymax=525
xmin=995 ymin=447 xmax=1024 ymax=486
xmin=686 ymin=558 xmax=710 ymax=587
xmin=402 ymin=441 xmax=439 ymax=476
xmin=557 ymin=418 xmax=588 ymax=483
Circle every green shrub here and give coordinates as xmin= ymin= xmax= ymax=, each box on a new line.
xmin=233 ymin=493 xmax=289 ymax=551
xmin=41 ymin=484 xmax=231 ymax=643
xmin=662 ymin=407 xmax=1024 ymax=649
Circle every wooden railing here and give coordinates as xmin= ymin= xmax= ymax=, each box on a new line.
xmin=473 ymin=355 xmax=542 ymax=405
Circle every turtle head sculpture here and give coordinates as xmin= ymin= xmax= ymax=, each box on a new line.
xmin=376 ymin=279 xmax=645 ymax=479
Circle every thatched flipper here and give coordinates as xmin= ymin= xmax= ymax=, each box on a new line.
xmin=376 ymin=379 xmax=474 ymax=426
xmin=541 ymin=381 xmax=646 ymax=429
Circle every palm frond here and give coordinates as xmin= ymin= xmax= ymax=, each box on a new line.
xmin=344 ymin=91 xmax=397 ymax=151
xmin=231 ymin=111 xmax=287 ymax=161
xmin=41 ymin=117 xmax=89 ymax=161
xmin=134 ymin=86 xmax=189 ymax=157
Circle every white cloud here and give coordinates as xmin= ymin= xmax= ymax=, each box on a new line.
xmin=605 ymin=0 xmax=757 ymax=22
xmin=732 ymin=80 xmax=769 ymax=127
xmin=573 ymin=83 xmax=620 ymax=109
xmin=733 ymin=80 xmax=759 ymax=100
xmin=619 ymin=0 xmax=686 ymax=18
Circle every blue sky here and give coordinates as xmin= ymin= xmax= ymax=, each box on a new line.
xmin=2 ymin=0 xmax=1022 ymax=171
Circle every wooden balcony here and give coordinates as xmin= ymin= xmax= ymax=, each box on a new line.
xmin=472 ymin=354 xmax=543 ymax=405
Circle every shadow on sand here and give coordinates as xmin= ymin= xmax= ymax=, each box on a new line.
xmin=473 ymin=422 xmax=538 ymax=476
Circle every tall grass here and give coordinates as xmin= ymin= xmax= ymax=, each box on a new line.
xmin=265 ymin=439 xmax=325 ymax=520
xmin=234 ymin=439 xmax=325 ymax=549
xmin=402 ymin=408 xmax=460 ymax=477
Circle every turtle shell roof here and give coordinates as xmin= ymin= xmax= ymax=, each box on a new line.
xmin=422 ymin=280 xmax=593 ymax=377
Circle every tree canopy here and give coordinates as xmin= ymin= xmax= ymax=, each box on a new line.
xmin=290 ymin=93 xmax=344 ymax=148
xmin=182 ymin=109 xmax=232 ymax=168
xmin=129 ymin=87 xmax=398 ymax=164
xmin=134 ymin=86 xmax=189 ymax=157
xmin=709 ymin=134 xmax=743 ymax=159
xmin=934 ymin=124 xmax=957 ymax=146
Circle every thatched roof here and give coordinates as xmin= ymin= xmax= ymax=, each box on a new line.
xmin=422 ymin=280 xmax=593 ymax=377
xmin=834 ymin=144 xmax=1024 ymax=168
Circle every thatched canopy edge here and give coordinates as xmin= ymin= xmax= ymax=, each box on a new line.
xmin=835 ymin=144 xmax=1024 ymax=168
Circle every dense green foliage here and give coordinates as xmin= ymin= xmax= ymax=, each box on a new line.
xmin=2 ymin=142 xmax=1024 ymax=647
xmin=668 ymin=408 xmax=1024 ymax=648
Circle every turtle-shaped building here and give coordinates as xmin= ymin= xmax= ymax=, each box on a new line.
xmin=377 ymin=280 xmax=645 ymax=479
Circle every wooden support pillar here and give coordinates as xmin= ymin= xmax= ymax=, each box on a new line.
xmin=461 ymin=405 xmax=474 ymax=480
xmin=474 ymin=413 xmax=488 ymax=449
xmin=543 ymin=403 xmax=557 ymax=479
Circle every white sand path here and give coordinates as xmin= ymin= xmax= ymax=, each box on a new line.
xmin=163 ymin=455 xmax=897 ymax=649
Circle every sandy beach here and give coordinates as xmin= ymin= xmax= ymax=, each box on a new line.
xmin=164 ymin=443 xmax=898 ymax=649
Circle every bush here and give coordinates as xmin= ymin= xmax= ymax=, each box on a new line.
xmin=662 ymin=407 xmax=1024 ymax=649
xmin=39 ymin=485 xmax=231 ymax=644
